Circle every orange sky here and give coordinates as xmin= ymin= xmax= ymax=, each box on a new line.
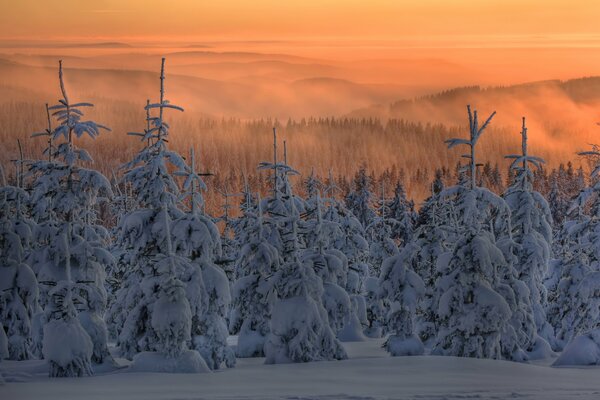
xmin=1 ymin=0 xmax=599 ymax=44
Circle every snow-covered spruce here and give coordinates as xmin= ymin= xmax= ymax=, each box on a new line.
xmin=230 ymin=176 xmax=258 ymax=267
xmin=194 ymin=260 xmax=236 ymax=369
xmin=384 ymin=182 xmax=417 ymax=246
xmin=171 ymin=148 xmax=234 ymax=370
xmin=126 ymin=212 xmax=209 ymax=373
xmin=547 ymin=146 xmax=600 ymax=348
xmin=258 ymin=168 xmax=306 ymax=259
xmin=504 ymin=118 xmax=555 ymax=350
xmin=0 ymin=185 xmax=39 ymax=361
xmin=366 ymin=216 xmax=398 ymax=278
xmin=321 ymin=197 xmax=369 ymax=341
xmin=364 ymin=277 xmax=386 ymax=338
xmin=301 ymin=194 xmax=352 ymax=338
xmin=42 ymin=288 xmax=93 ymax=377
xmin=412 ymin=178 xmax=452 ymax=345
xmin=492 ymin=240 xmax=538 ymax=362
xmin=230 ymin=202 xmax=279 ymax=357
xmin=547 ymin=247 xmax=592 ymax=348
xmin=42 ymin=233 xmax=93 ymax=378
xmin=27 ymin=61 xmax=113 ymax=368
xmin=432 ymin=106 xmax=516 ymax=359
xmin=109 ymin=59 xmax=208 ymax=372
xmin=568 ymin=271 xmax=600 ymax=338
xmin=215 ymin=187 xmax=239 ymax=283
xmin=345 ymin=165 xmax=376 ymax=232
xmin=265 ymin=260 xmax=348 ymax=363
xmin=379 ymin=244 xmax=425 ymax=356
xmin=265 ymin=184 xmax=347 ymax=364
xmin=432 ymin=231 xmax=511 ymax=359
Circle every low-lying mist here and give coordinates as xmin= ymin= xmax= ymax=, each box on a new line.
xmin=1 ymin=45 xmax=599 ymax=210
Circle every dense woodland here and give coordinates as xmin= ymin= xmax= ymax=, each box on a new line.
xmin=1 ymin=58 xmax=599 ymax=377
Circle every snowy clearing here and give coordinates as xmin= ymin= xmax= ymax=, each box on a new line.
xmin=2 ymin=339 xmax=600 ymax=400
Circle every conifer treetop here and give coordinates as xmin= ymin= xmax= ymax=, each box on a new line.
xmin=505 ymin=117 xmax=545 ymax=191
xmin=445 ymin=105 xmax=496 ymax=189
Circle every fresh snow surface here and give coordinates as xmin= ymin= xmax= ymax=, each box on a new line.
xmin=1 ymin=338 xmax=600 ymax=400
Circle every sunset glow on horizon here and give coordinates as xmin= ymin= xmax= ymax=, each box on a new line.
xmin=2 ymin=0 xmax=600 ymax=45
xmin=2 ymin=0 xmax=600 ymax=198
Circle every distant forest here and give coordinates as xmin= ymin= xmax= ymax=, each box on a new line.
xmin=0 ymin=99 xmax=591 ymax=223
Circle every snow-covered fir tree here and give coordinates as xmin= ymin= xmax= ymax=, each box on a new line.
xmin=28 ymin=61 xmax=114 ymax=373
xmin=345 ymin=164 xmax=376 ymax=230
xmin=366 ymin=182 xmax=399 ymax=277
xmin=172 ymin=148 xmax=235 ymax=370
xmin=432 ymin=106 xmax=515 ymax=359
xmin=42 ymin=238 xmax=93 ymax=377
xmin=433 ymin=230 xmax=511 ymax=359
xmin=0 ymin=182 xmax=39 ymax=360
xmin=547 ymin=146 xmax=600 ymax=348
xmin=385 ymin=181 xmax=417 ymax=246
xmin=108 ymin=59 xmax=208 ymax=372
xmin=231 ymin=174 xmax=258 ymax=263
xmin=379 ymin=243 xmax=425 ymax=356
xmin=215 ymin=186 xmax=240 ymax=282
xmin=503 ymin=118 xmax=556 ymax=351
xmin=412 ymin=177 xmax=453 ymax=344
xmin=568 ymin=270 xmax=600 ymax=338
xmin=303 ymin=168 xmax=324 ymax=209
xmin=547 ymin=177 xmax=570 ymax=230
xmin=257 ymin=128 xmax=306 ymax=257
xmin=322 ymin=190 xmax=369 ymax=341
xmin=547 ymin=246 xmax=592 ymax=348
xmin=230 ymin=195 xmax=279 ymax=357
xmin=265 ymin=191 xmax=347 ymax=364
xmin=301 ymin=194 xmax=353 ymax=338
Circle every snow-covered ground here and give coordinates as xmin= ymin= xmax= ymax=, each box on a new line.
xmin=1 ymin=338 xmax=599 ymax=400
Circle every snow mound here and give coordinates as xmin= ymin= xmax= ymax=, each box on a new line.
xmin=337 ymin=315 xmax=367 ymax=342
xmin=129 ymin=350 xmax=210 ymax=373
xmin=553 ymin=329 xmax=600 ymax=367
xmin=528 ymin=335 xmax=556 ymax=361
xmin=386 ymin=334 xmax=424 ymax=356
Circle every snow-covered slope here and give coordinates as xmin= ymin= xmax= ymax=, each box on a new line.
xmin=1 ymin=339 xmax=599 ymax=400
